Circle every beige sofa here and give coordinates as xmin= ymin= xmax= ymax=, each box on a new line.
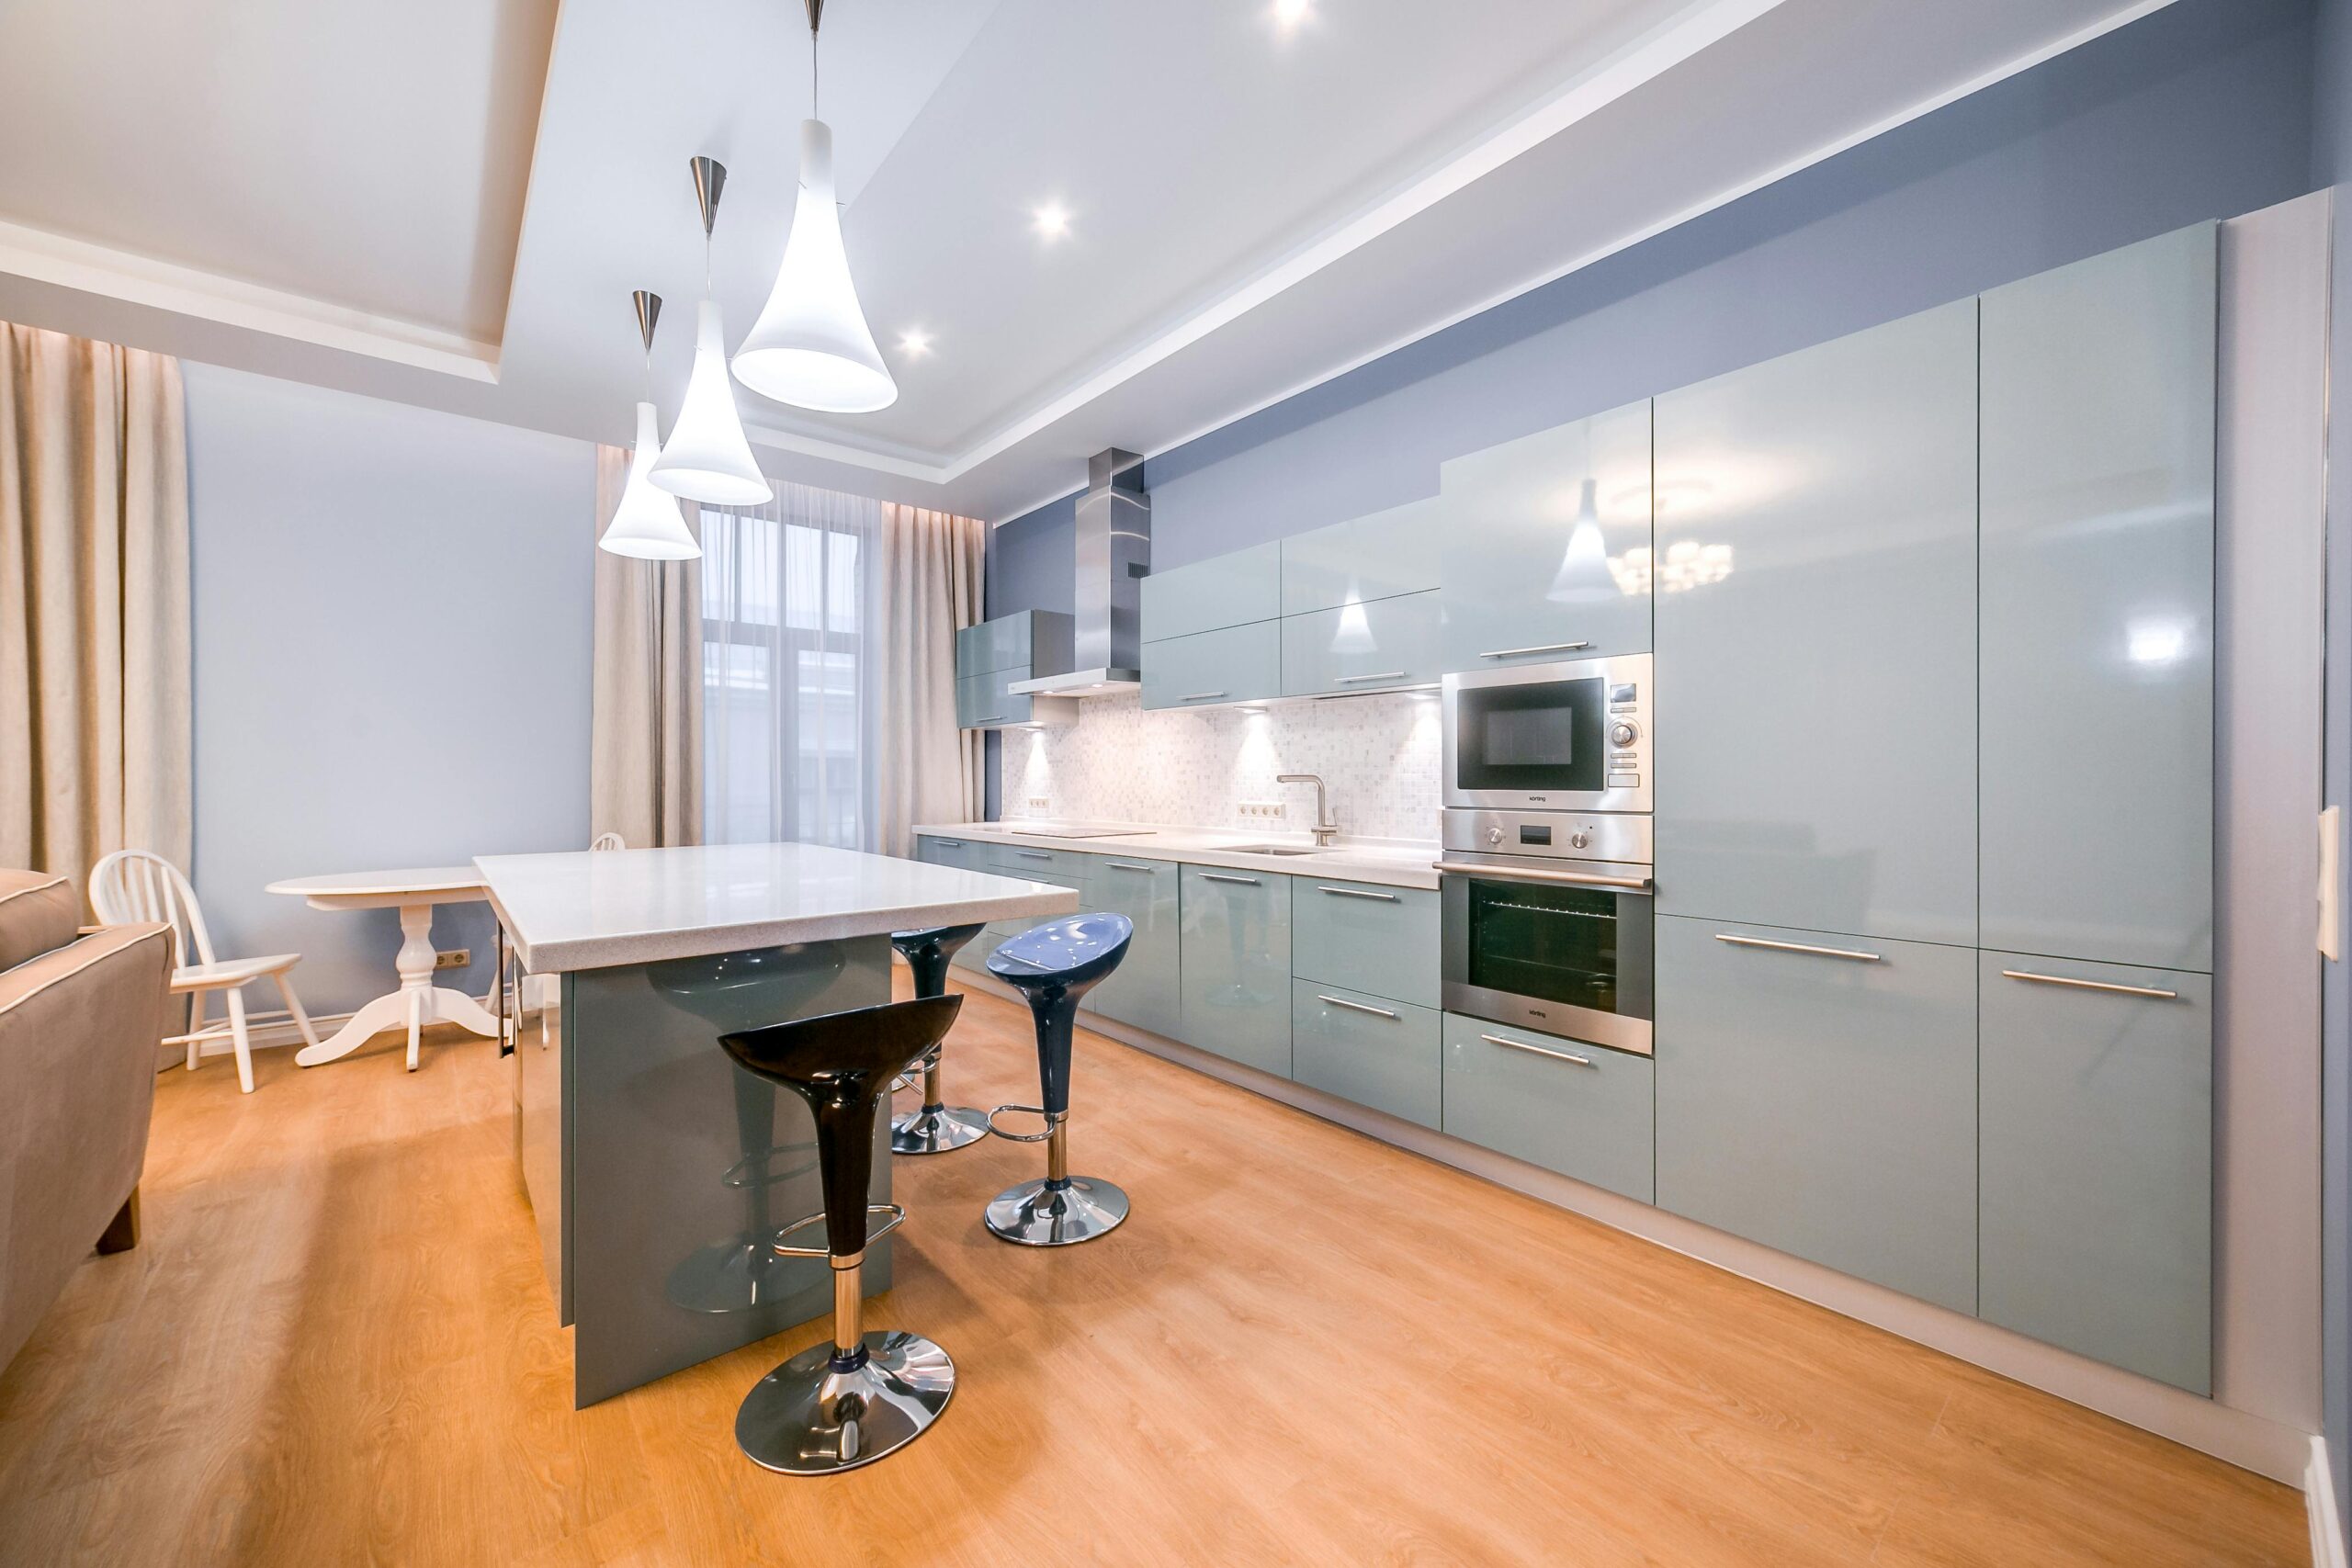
xmin=0 ymin=868 xmax=173 ymax=1371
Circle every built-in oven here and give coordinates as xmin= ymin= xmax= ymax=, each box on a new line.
xmin=1436 ymin=809 xmax=1654 ymax=1054
xmin=1442 ymin=653 xmax=1651 ymax=815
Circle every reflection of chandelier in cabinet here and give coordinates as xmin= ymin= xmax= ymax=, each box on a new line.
xmin=1610 ymin=539 xmax=1735 ymax=597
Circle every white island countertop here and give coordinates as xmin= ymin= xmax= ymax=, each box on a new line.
xmin=910 ymin=820 xmax=1442 ymax=891
xmin=477 ymin=842 xmax=1080 ymax=972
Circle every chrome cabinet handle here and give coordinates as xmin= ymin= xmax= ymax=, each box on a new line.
xmin=1200 ymin=872 xmax=1261 ymax=886
xmin=974 ymin=714 xmax=1008 ymax=723
xmin=1713 ymin=933 xmax=1882 ymax=963
xmin=1104 ymin=861 xmax=1157 ymax=873
xmin=1179 ymin=691 xmax=1227 ymax=702
xmin=1430 ymin=861 xmax=1654 ymax=891
xmin=1480 ymin=1032 xmax=1592 ymax=1066
xmin=1334 ymin=671 xmax=1408 ymax=684
xmin=2001 ymin=968 xmax=2179 ymax=1000
xmin=1317 ymin=994 xmax=1398 ymax=1021
xmin=1016 ymin=850 xmax=1052 ymax=861
xmin=1478 ymin=640 xmax=1591 ymax=660
xmin=1317 ymin=886 xmax=1398 ymax=902
xmin=932 ymin=840 xmax=964 ymax=848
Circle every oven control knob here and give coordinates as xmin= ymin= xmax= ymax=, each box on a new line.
xmin=1486 ymin=826 xmax=1504 ymax=846
xmin=1610 ymin=721 xmax=1640 ymax=748
xmin=1570 ymin=830 xmax=1591 ymax=850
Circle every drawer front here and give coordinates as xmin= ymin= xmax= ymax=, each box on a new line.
xmin=1142 ymin=543 xmax=1282 ymax=642
xmin=1279 ymin=498 xmax=1442 ymax=617
xmin=988 ymin=842 xmax=1090 ymax=877
xmin=1442 ymin=1012 xmax=1654 ymax=1202
xmin=1290 ymin=876 xmax=1441 ymax=1010
xmin=1178 ymin=863 xmax=1293 ymax=1077
xmin=1652 ymin=914 xmax=1976 ymax=1314
xmin=1979 ymin=952 xmax=2211 ymax=1393
xmin=1292 ymin=981 xmax=1442 ymax=1129
xmin=1080 ymin=856 xmax=1183 ymax=1039
xmin=913 ymin=834 xmax=989 ymax=873
xmin=1141 ymin=620 xmax=1282 ymax=711
xmin=1280 ymin=590 xmax=1443 ymax=697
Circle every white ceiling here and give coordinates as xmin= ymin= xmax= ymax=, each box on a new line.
xmin=0 ymin=0 xmax=2178 ymax=521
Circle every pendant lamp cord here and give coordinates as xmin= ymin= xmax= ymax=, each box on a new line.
xmin=809 ymin=13 xmax=820 ymax=119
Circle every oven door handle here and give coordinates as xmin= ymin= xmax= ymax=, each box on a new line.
xmin=1431 ymin=860 xmax=1654 ymax=892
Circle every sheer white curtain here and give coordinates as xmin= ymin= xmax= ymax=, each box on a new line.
xmin=700 ymin=482 xmax=880 ymax=848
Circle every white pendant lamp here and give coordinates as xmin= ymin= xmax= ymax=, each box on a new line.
xmin=731 ymin=3 xmax=897 ymax=413
xmin=601 ymin=291 xmax=704 ymax=560
xmin=650 ymin=158 xmax=775 ymax=507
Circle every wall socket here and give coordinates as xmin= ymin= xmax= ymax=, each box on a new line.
xmin=434 ymin=948 xmax=471 ymax=971
xmin=1237 ymin=802 xmax=1286 ymax=820
xmin=1025 ymin=795 xmax=1051 ymax=813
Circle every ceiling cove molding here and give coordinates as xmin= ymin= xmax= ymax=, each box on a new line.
xmin=981 ymin=0 xmax=2183 ymax=526
xmin=0 ymin=217 xmax=502 ymax=382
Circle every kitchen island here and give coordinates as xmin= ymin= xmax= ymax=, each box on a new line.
xmin=477 ymin=841 xmax=1078 ymax=1406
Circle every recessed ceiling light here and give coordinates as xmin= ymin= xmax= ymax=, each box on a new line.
xmin=1272 ymin=0 xmax=1313 ymax=31
xmin=1032 ymin=201 xmax=1072 ymax=242
xmin=898 ymin=328 xmax=933 ymax=357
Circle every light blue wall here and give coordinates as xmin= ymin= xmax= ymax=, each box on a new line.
xmin=989 ymin=0 xmax=2317 ymax=596
xmin=185 ymin=363 xmax=596 ymax=1017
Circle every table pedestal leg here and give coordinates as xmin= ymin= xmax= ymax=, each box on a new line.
xmin=296 ymin=902 xmax=504 ymax=1068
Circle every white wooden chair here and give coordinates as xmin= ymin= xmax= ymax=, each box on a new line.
xmin=590 ymin=831 xmax=627 ymax=852
xmin=88 ymin=850 xmax=319 ymax=1096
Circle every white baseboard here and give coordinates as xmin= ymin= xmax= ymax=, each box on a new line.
xmin=160 ymin=989 xmax=524 ymax=1066
xmin=955 ymin=967 xmax=2319 ymax=1485
xmin=2311 ymin=1437 xmax=2347 ymax=1568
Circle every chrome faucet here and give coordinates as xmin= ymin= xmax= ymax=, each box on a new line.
xmin=1277 ymin=773 xmax=1340 ymax=847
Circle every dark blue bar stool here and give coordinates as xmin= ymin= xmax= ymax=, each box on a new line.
xmin=718 ymin=992 xmax=962 ymax=1474
xmin=887 ymin=924 xmax=989 ymax=1156
xmin=983 ymin=913 xmax=1133 ymax=1247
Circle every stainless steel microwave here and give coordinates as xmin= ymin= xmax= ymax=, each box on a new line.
xmin=1442 ymin=653 xmax=1651 ymax=815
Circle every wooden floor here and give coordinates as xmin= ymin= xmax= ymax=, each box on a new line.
xmin=0 ymin=974 xmax=2308 ymax=1567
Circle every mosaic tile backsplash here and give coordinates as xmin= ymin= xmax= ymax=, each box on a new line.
xmin=999 ymin=687 xmax=1442 ymax=842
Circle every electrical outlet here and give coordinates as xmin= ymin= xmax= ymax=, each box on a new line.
xmin=1237 ymin=801 xmax=1286 ymax=820
xmin=1026 ymin=796 xmax=1050 ymax=812
xmin=434 ymin=948 xmax=471 ymax=971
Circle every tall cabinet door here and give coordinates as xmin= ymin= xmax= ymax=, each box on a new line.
xmin=1080 ymin=857 xmax=1183 ymax=1040
xmin=1978 ymin=953 xmax=2211 ymax=1393
xmin=1178 ymin=865 xmax=1293 ymax=1077
xmin=1437 ymin=400 xmax=1653 ymax=672
xmin=1654 ymin=301 xmax=1978 ymax=946
xmin=1653 ymin=913 xmax=1977 ymax=1314
xmin=1980 ymin=223 xmax=2216 ymax=970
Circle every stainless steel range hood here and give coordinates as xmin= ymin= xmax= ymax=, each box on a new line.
xmin=1009 ymin=448 xmax=1149 ymax=696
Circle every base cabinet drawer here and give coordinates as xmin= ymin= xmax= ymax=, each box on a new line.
xmin=1979 ymin=953 xmax=2211 ymax=1393
xmin=1442 ymin=1013 xmax=1654 ymax=1201
xmin=1290 ymin=876 xmax=1440 ymax=1010
xmin=1080 ymin=857 xmax=1182 ymax=1040
xmin=1178 ymin=863 xmax=1292 ymax=1077
xmin=989 ymin=842 xmax=1089 ymax=876
xmin=1292 ymin=982 xmax=1441 ymax=1129
xmin=913 ymin=834 xmax=989 ymax=873
xmin=1653 ymin=914 xmax=1976 ymax=1314
xmin=1141 ymin=620 xmax=1282 ymax=711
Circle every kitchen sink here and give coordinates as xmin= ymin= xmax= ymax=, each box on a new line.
xmin=1227 ymin=844 xmax=1319 ymax=857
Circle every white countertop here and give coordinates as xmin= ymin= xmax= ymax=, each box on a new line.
xmin=476 ymin=842 xmax=1080 ymax=972
xmin=910 ymin=820 xmax=1442 ymax=891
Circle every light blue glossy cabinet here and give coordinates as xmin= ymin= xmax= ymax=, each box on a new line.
xmin=1436 ymin=400 xmax=1654 ymax=671
xmin=1980 ymin=223 xmax=2216 ymax=971
xmin=1291 ymin=982 xmax=1442 ymax=1129
xmin=1139 ymin=620 xmax=1281 ymax=711
xmin=1652 ymin=913 xmax=1977 ymax=1314
xmin=1079 ymin=855 xmax=1182 ymax=1040
xmin=1442 ymin=1013 xmax=1655 ymax=1202
xmin=1279 ymin=591 xmax=1443 ymax=698
xmin=1978 ymin=953 xmax=2211 ymax=1393
xmin=1654 ymin=301 xmax=1979 ymax=947
xmin=955 ymin=610 xmax=1075 ymax=729
xmin=1279 ymin=498 xmax=1442 ymax=617
xmin=1290 ymin=876 xmax=1440 ymax=1010
xmin=914 ymin=833 xmax=999 ymax=972
xmin=1178 ymin=863 xmax=1292 ymax=1077
xmin=1141 ymin=543 xmax=1282 ymax=644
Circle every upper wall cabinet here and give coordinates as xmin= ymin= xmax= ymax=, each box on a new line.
xmin=1979 ymin=223 xmax=2216 ymax=971
xmin=1279 ymin=498 xmax=1442 ymax=618
xmin=956 ymin=611 xmax=1076 ymax=729
xmin=1141 ymin=542 xmax=1282 ymax=644
xmin=1436 ymin=400 xmax=1653 ymax=671
xmin=1280 ymin=591 xmax=1444 ymax=698
xmin=1654 ymin=301 xmax=1979 ymax=947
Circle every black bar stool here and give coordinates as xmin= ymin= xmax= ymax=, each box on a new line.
xmin=888 ymin=924 xmax=989 ymax=1156
xmin=718 ymin=992 xmax=963 ymax=1474
xmin=983 ymin=912 xmax=1133 ymax=1247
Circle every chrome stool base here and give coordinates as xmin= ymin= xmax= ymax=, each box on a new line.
xmin=985 ymin=1176 xmax=1130 ymax=1247
xmin=891 ymin=1103 xmax=989 ymax=1155
xmin=735 ymin=1332 xmax=956 ymax=1475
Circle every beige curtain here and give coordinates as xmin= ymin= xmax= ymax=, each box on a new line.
xmin=0 ymin=324 xmax=191 ymax=886
xmin=868 ymin=503 xmax=986 ymax=855
xmin=590 ymin=445 xmax=703 ymax=848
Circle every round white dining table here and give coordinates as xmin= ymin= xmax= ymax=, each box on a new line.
xmin=265 ymin=867 xmax=503 ymax=1071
